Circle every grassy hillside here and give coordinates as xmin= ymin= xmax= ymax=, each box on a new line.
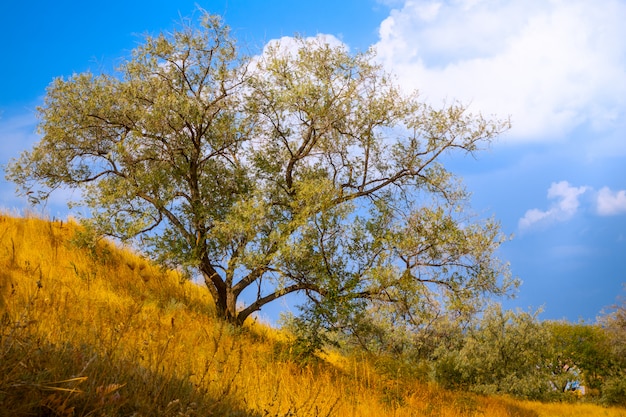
xmin=1 ymin=213 xmax=624 ymax=416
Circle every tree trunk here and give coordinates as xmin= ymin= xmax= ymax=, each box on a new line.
xmin=213 ymin=285 xmax=242 ymax=325
xmin=200 ymin=262 xmax=242 ymax=325
xmin=216 ymin=289 xmax=264 ymax=326
xmin=225 ymin=287 xmax=240 ymax=324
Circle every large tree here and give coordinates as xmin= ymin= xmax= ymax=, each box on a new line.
xmin=6 ymin=14 xmax=515 ymax=326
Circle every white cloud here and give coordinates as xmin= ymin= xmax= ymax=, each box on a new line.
xmin=518 ymin=208 xmax=551 ymax=230
xmin=519 ymin=181 xmax=589 ymax=230
xmin=374 ymin=0 xmax=626 ymax=141
xmin=548 ymin=181 xmax=588 ymax=217
xmin=248 ymin=34 xmax=348 ymax=83
xmin=519 ymin=182 xmax=626 ymax=230
xmin=597 ymin=187 xmax=626 ymax=216
xmin=258 ymin=34 xmax=347 ymax=58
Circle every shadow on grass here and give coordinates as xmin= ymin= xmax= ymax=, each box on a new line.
xmin=0 ymin=331 xmax=261 ymax=417
xmin=502 ymin=403 xmax=539 ymax=417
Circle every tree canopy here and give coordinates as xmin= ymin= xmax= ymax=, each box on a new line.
xmin=6 ymin=13 xmax=515 ymax=328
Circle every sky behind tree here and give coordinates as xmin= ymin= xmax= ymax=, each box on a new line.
xmin=1 ymin=0 xmax=624 ymax=323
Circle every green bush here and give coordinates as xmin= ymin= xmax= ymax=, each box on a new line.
xmin=601 ymin=374 xmax=626 ymax=406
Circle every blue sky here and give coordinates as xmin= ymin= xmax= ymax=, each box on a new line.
xmin=1 ymin=0 xmax=625 ymax=323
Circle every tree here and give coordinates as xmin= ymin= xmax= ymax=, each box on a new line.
xmin=6 ymin=13 xmax=515 ymax=327
xmin=598 ymin=294 xmax=626 ymax=368
xmin=546 ymin=321 xmax=613 ymax=392
xmin=597 ymin=296 xmax=626 ymax=404
xmin=432 ymin=305 xmax=554 ymax=399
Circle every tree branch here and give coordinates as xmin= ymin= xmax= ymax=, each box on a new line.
xmin=236 ymin=281 xmax=324 ymax=324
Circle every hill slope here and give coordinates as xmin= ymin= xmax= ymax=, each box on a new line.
xmin=1 ymin=214 xmax=624 ymax=416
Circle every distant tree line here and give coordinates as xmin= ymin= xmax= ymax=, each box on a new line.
xmin=306 ymin=299 xmax=625 ymax=404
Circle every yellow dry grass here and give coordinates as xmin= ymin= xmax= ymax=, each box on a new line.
xmin=1 ymin=213 xmax=624 ymax=416
xmin=513 ymin=400 xmax=626 ymax=417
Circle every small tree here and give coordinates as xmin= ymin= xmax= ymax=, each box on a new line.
xmin=6 ymin=13 xmax=515 ymax=327
xmin=598 ymin=295 xmax=626 ymax=369
xmin=597 ymin=297 xmax=626 ymax=404
xmin=546 ymin=321 xmax=613 ymax=393
xmin=433 ymin=305 xmax=553 ymax=399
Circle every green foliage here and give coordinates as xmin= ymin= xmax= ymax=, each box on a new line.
xmin=278 ymin=312 xmax=334 ymax=363
xmin=599 ymin=295 xmax=626 ymax=369
xmin=601 ymin=373 xmax=626 ymax=406
xmin=432 ymin=305 xmax=554 ymax=400
xmin=545 ymin=321 xmax=613 ymax=392
xmin=6 ymin=12 xmax=513 ymax=334
xmin=426 ymin=303 xmax=626 ymax=404
xmin=597 ymin=296 xmax=626 ymax=405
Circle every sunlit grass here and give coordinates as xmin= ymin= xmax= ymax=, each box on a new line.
xmin=1 ymin=213 xmax=624 ymax=416
xmin=513 ymin=399 xmax=626 ymax=417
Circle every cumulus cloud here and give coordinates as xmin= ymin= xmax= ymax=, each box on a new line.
xmin=519 ymin=181 xmax=589 ymax=230
xmin=248 ymin=34 xmax=348 ymax=81
xmin=519 ymin=182 xmax=626 ymax=230
xmin=374 ymin=0 xmax=626 ymax=141
xmin=597 ymin=187 xmax=626 ymax=216
xmin=256 ymin=33 xmax=347 ymax=60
